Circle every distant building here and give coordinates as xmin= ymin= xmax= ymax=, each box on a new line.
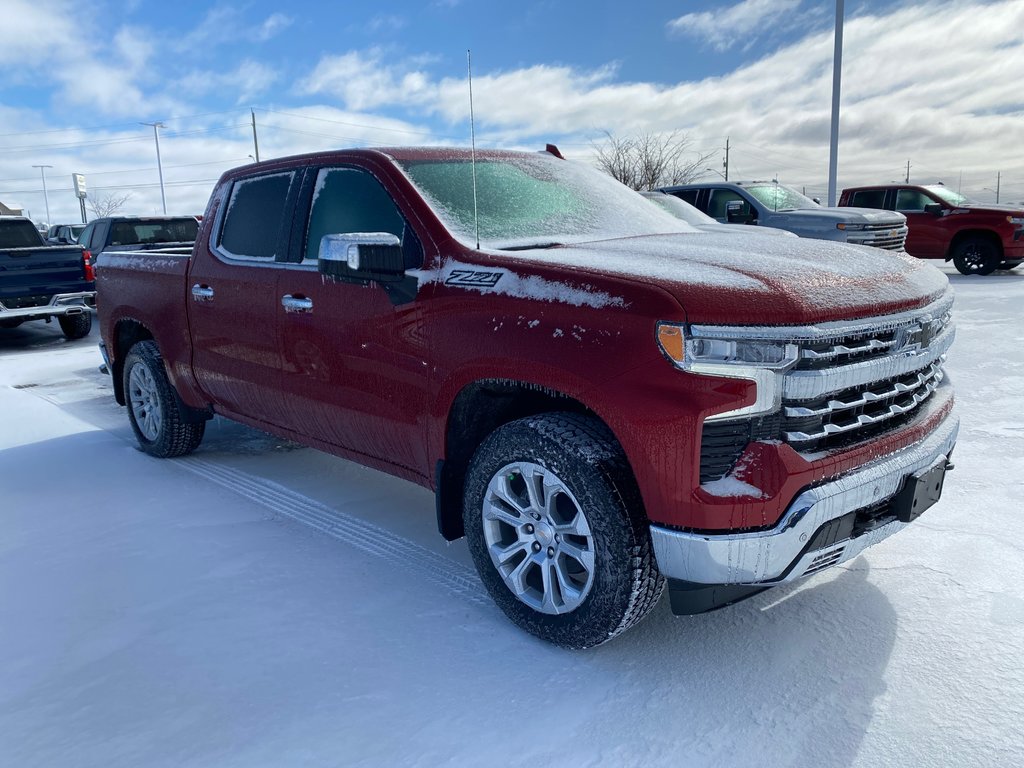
xmin=0 ymin=201 xmax=24 ymax=216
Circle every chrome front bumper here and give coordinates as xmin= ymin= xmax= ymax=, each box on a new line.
xmin=0 ymin=291 xmax=95 ymax=319
xmin=650 ymin=410 xmax=958 ymax=587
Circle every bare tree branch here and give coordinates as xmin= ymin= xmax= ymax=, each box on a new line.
xmin=86 ymin=192 xmax=133 ymax=219
xmin=593 ymin=131 xmax=714 ymax=190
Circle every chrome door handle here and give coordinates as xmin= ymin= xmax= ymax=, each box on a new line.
xmin=281 ymin=294 xmax=313 ymax=313
xmin=191 ymin=284 xmax=214 ymax=301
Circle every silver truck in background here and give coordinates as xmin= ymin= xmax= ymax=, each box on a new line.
xmin=661 ymin=180 xmax=908 ymax=251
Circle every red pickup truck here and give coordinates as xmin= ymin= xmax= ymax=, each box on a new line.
xmin=840 ymin=183 xmax=1024 ymax=275
xmin=97 ymin=148 xmax=958 ymax=648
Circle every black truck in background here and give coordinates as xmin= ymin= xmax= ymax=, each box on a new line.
xmin=0 ymin=216 xmax=95 ymax=339
xmin=78 ymin=216 xmax=200 ymax=262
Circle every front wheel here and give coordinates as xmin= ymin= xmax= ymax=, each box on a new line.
xmin=952 ymin=237 xmax=1000 ymax=275
xmin=58 ymin=312 xmax=92 ymax=339
xmin=463 ymin=413 xmax=664 ymax=649
xmin=123 ymin=340 xmax=205 ymax=458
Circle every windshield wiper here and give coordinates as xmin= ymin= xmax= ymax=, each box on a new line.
xmin=498 ymin=242 xmax=563 ymax=251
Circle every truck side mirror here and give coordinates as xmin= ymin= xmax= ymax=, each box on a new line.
xmin=923 ymin=203 xmax=944 ymax=216
xmin=726 ymin=200 xmax=754 ymax=224
xmin=725 ymin=200 xmax=743 ymax=223
xmin=318 ymin=233 xmax=405 ymax=283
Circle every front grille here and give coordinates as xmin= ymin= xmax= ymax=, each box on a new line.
xmin=698 ymin=292 xmax=954 ymax=480
xmin=782 ymin=362 xmax=943 ymax=452
xmin=847 ymin=223 xmax=908 ymax=251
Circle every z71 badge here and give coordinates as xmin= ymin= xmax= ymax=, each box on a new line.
xmin=444 ymin=270 xmax=504 ymax=288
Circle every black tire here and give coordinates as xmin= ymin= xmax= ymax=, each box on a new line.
xmin=998 ymin=260 xmax=1023 ymax=271
xmin=123 ymin=340 xmax=205 ymax=458
xmin=952 ymin=237 xmax=1001 ymax=275
xmin=58 ymin=312 xmax=92 ymax=339
xmin=0 ymin=318 xmax=24 ymax=329
xmin=463 ymin=412 xmax=664 ymax=649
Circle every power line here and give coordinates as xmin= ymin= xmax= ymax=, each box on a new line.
xmin=0 ymin=108 xmax=250 ymax=140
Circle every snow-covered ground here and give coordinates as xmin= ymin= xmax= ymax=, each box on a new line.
xmin=1 ymin=266 xmax=1022 ymax=768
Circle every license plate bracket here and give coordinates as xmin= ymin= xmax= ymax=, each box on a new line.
xmin=892 ymin=461 xmax=948 ymax=523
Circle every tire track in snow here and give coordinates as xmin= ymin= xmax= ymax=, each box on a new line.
xmin=175 ymin=457 xmax=491 ymax=607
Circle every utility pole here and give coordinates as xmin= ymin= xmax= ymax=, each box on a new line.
xmin=996 ymin=171 xmax=1001 ymax=203
xmin=141 ymin=122 xmax=167 ymax=214
xmin=905 ymin=159 xmax=911 ymax=183
xmin=826 ymin=0 xmax=844 ymax=206
xmin=251 ymin=108 xmax=260 ymax=163
xmin=723 ymin=136 xmax=730 ymax=181
xmin=32 ymin=164 xmax=53 ymax=224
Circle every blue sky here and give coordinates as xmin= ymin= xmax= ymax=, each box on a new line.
xmin=1 ymin=0 xmax=1022 ymax=220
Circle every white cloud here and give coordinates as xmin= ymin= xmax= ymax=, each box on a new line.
xmin=255 ymin=13 xmax=293 ymax=41
xmin=178 ymin=60 xmax=280 ymax=105
xmin=297 ymin=0 xmax=1024 ymax=202
xmin=667 ymin=0 xmax=804 ymax=52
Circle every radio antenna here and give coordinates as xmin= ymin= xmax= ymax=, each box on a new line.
xmin=467 ymin=49 xmax=480 ymax=250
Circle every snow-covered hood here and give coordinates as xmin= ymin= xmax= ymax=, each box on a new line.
xmin=523 ymin=232 xmax=948 ymax=325
xmin=769 ymin=206 xmax=906 ymax=226
xmin=958 ymin=204 xmax=1024 ymax=216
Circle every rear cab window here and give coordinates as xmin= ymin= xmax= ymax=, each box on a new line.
xmin=850 ymin=190 xmax=887 ymax=209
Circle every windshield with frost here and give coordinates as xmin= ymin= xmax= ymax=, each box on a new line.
xmin=745 ymin=184 xmax=820 ymax=211
xmin=925 ymin=185 xmax=969 ymax=206
xmin=392 ymin=153 xmax=694 ymax=249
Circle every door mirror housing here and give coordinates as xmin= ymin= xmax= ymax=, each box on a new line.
xmin=318 ymin=232 xmax=404 ymax=283
xmin=726 ymin=200 xmax=755 ymax=224
xmin=923 ymin=203 xmax=944 ymax=216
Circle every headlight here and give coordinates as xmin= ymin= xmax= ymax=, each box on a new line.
xmin=656 ymin=322 xmax=800 ymax=419
xmin=1008 ymin=216 xmax=1024 ymax=225
xmin=836 ymin=222 xmax=866 ymax=231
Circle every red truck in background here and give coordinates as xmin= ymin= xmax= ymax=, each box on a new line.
xmin=840 ymin=183 xmax=1024 ymax=275
xmin=97 ymin=148 xmax=958 ymax=648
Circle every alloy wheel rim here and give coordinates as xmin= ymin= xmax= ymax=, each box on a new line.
xmin=482 ymin=461 xmax=596 ymax=614
xmin=128 ymin=363 xmax=162 ymax=441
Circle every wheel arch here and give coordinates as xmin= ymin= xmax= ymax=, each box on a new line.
xmin=947 ymin=228 xmax=1003 ymax=260
xmin=111 ymin=318 xmax=155 ymax=405
xmin=434 ymin=378 xmax=636 ymax=541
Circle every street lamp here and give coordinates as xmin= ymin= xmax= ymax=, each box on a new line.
xmin=705 ymin=167 xmax=727 ymax=180
xmin=31 ymin=164 xmax=53 ymax=224
xmin=141 ymin=121 xmax=167 ymax=214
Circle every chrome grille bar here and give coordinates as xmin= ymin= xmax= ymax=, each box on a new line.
xmin=784 ymin=362 xmax=941 ymax=418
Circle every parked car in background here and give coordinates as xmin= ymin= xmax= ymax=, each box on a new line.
xmin=78 ymin=216 xmax=200 ymax=263
xmin=46 ymin=223 xmax=87 ymax=245
xmin=97 ymin=146 xmax=957 ymax=648
xmin=640 ymin=191 xmax=796 ymax=238
xmin=0 ymin=216 xmax=94 ymax=339
xmin=661 ymin=180 xmax=908 ymax=251
xmin=839 ymin=184 xmax=1024 ymax=275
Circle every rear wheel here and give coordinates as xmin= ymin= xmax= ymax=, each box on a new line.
xmin=58 ymin=312 xmax=92 ymax=340
xmin=952 ymin=237 xmax=1000 ymax=275
xmin=463 ymin=413 xmax=664 ymax=649
xmin=123 ymin=340 xmax=205 ymax=458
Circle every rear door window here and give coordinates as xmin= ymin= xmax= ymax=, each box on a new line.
xmin=850 ymin=190 xmax=886 ymax=209
xmin=218 ymin=171 xmax=297 ymax=260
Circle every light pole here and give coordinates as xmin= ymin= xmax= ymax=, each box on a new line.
xmin=705 ymin=167 xmax=727 ymax=180
xmin=141 ymin=121 xmax=167 ymax=214
xmin=826 ymin=0 xmax=845 ymax=206
xmin=32 ymin=164 xmax=53 ymax=224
